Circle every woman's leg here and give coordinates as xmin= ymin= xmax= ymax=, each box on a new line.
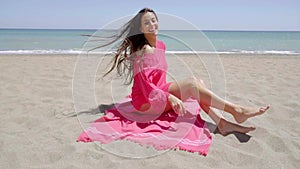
xmin=168 ymin=77 xmax=269 ymax=123
xmin=200 ymin=103 xmax=255 ymax=135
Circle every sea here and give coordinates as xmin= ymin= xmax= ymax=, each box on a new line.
xmin=0 ymin=28 xmax=299 ymax=55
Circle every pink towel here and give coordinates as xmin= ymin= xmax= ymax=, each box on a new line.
xmin=77 ymin=97 xmax=212 ymax=156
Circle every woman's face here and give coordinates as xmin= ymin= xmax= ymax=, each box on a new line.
xmin=140 ymin=12 xmax=158 ymax=36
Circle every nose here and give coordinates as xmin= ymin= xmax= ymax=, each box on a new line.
xmin=150 ymin=21 xmax=157 ymax=28
xmin=149 ymin=21 xmax=154 ymax=26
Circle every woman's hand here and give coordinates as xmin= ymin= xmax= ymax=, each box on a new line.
xmin=168 ymin=94 xmax=186 ymax=116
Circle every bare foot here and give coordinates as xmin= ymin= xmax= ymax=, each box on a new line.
xmin=233 ymin=105 xmax=270 ymax=124
xmin=217 ymin=119 xmax=256 ymax=136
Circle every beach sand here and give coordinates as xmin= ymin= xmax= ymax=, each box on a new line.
xmin=0 ymin=54 xmax=299 ymax=168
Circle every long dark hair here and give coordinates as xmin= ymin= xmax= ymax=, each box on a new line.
xmin=90 ymin=8 xmax=158 ymax=84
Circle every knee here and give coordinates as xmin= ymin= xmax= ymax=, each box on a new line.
xmin=186 ymin=77 xmax=205 ymax=89
xmin=186 ymin=77 xmax=197 ymax=88
xmin=199 ymin=79 xmax=205 ymax=86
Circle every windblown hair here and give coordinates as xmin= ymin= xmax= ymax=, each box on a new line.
xmin=90 ymin=8 xmax=158 ymax=84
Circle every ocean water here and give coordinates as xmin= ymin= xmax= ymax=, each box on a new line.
xmin=0 ymin=28 xmax=299 ymax=55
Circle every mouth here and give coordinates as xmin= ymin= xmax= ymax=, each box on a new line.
xmin=148 ymin=29 xmax=157 ymax=33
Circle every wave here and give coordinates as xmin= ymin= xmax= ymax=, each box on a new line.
xmin=167 ymin=50 xmax=300 ymax=55
xmin=0 ymin=49 xmax=299 ymax=55
xmin=0 ymin=49 xmax=83 ymax=54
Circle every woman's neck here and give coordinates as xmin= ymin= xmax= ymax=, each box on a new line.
xmin=145 ymin=35 xmax=157 ymax=47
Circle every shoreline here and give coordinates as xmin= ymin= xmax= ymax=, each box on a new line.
xmin=1 ymin=53 xmax=300 ymax=57
xmin=1 ymin=51 xmax=300 ymax=56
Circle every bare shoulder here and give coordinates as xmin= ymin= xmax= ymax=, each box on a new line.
xmin=135 ymin=44 xmax=155 ymax=56
xmin=143 ymin=44 xmax=155 ymax=54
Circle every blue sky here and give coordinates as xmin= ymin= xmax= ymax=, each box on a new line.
xmin=1 ymin=0 xmax=299 ymax=30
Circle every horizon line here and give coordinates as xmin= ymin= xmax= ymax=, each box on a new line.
xmin=1 ymin=27 xmax=300 ymax=32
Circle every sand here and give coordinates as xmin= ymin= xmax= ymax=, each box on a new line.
xmin=0 ymin=54 xmax=299 ymax=169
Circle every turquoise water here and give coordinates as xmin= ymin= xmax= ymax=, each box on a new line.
xmin=0 ymin=28 xmax=299 ymax=54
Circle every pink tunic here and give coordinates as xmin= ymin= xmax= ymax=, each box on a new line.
xmin=77 ymin=40 xmax=212 ymax=156
xmin=131 ymin=40 xmax=171 ymax=113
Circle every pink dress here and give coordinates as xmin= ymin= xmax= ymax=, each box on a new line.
xmin=131 ymin=40 xmax=171 ymax=113
xmin=77 ymin=40 xmax=212 ymax=156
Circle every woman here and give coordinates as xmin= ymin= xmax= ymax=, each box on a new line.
xmin=103 ymin=8 xmax=269 ymax=135
xmin=78 ymin=8 xmax=269 ymax=155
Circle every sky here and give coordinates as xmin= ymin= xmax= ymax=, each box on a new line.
xmin=1 ymin=0 xmax=299 ymax=31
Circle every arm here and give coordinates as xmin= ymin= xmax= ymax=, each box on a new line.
xmin=135 ymin=45 xmax=170 ymax=105
xmin=134 ymin=45 xmax=186 ymax=115
xmin=135 ymin=69 xmax=169 ymax=107
xmin=167 ymin=94 xmax=187 ymax=116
